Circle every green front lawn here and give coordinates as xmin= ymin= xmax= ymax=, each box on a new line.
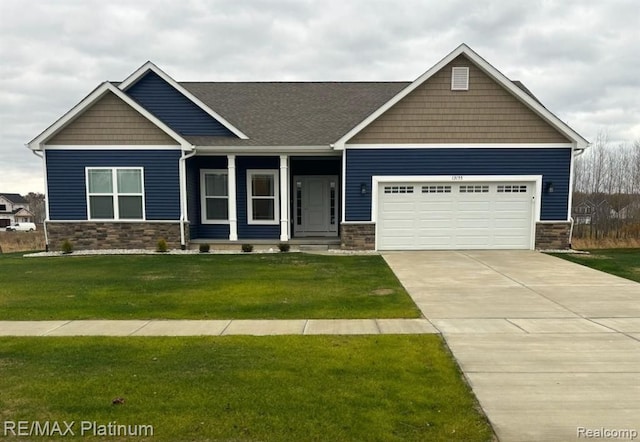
xmin=0 ymin=253 xmax=421 ymax=320
xmin=0 ymin=335 xmax=493 ymax=441
xmin=552 ymin=248 xmax=640 ymax=283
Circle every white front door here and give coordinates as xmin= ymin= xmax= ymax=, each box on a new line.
xmin=294 ymin=175 xmax=338 ymax=237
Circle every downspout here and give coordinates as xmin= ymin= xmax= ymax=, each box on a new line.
xmin=31 ymin=149 xmax=49 ymax=251
xmin=179 ymin=148 xmax=197 ymax=250
xmin=568 ymin=146 xmax=588 ymax=248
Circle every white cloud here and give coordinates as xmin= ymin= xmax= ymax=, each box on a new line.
xmin=1 ymin=0 xmax=639 ymax=194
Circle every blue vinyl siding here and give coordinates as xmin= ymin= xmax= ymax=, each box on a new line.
xmin=187 ymin=156 xmax=281 ymax=240
xmin=46 ymin=149 xmax=181 ymax=220
xmin=345 ymin=148 xmax=571 ymax=221
xmin=237 ymin=157 xmax=280 ymax=239
xmin=126 ymin=71 xmax=235 ymax=137
xmin=186 ymin=156 xmax=229 ymax=240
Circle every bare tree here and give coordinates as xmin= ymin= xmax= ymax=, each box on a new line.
xmin=24 ymin=192 xmax=46 ymax=224
xmin=572 ymin=134 xmax=640 ymax=240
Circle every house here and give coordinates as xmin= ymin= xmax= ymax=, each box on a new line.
xmin=27 ymin=44 xmax=588 ymax=251
xmin=0 ymin=193 xmax=34 ymax=228
xmin=615 ymin=200 xmax=640 ymax=221
xmin=572 ymin=194 xmax=640 ymax=225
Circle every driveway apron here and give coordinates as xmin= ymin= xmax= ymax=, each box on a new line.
xmin=383 ymin=250 xmax=640 ymax=442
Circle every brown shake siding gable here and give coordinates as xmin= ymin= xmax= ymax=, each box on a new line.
xmin=47 ymin=91 xmax=179 ymax=145
xmin=349 ymin=55 xmax=571 ymax=144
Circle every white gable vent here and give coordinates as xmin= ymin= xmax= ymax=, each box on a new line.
xmin=451 ymin=67 xmax=469 ymax=91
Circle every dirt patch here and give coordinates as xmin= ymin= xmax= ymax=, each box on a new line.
xmin=370 ymin=288 xmax=394 ymax=296
xmin=140 ymin=274 xmax=171 ymax=281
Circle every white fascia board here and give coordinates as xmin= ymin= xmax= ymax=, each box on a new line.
xmin=345 ymin=143 xmax=575 ymax=149
xmin=334 ymin=43 xmax=589 ymax=150
xmin=193 ymin=145 xmax=336 ymax=155
xmin=118 ymin=61 xmax=249 ymax=140
xmin=42 ymin=145 xmax=184 ymax=150
xmin=28 ymin=82 xmax=193 ymax=151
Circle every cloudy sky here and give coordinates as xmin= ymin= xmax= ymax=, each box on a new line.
xmin=1 ymin=0 xmax=638 ymax=194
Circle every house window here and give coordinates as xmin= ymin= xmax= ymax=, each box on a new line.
xmin=247 ymin=170 xmax=278 ymax=224
xmin=201 ymin=170 xmax=228 ymax=223
xmin=86 ymin=168 xmax=144 ymax=220
xmin=0 ymin=204 xmax=6 ymax=211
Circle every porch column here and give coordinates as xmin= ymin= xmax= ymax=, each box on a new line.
xmin=279 ymin=154 xmax=289 ymax=241
xmin=227 ymin=154 xmax=238 ymax=241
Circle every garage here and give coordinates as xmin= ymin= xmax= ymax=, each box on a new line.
xmin=376 ymin=180 xmax=536 ymax=250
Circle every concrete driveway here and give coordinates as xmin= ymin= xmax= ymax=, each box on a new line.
xmin=383 ymin=250 xmax=640 ymax=442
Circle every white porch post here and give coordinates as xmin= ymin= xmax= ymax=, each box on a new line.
xmin=227 ymin=154 xmax=238 ymax=241
xmin=279 ymin=154 xmax=289 ymax=241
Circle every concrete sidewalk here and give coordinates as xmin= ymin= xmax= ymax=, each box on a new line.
xmin=0 ymin=318 xmax=437 ymax=336
xmin=384 ymin=250 xmax=640 ymax=442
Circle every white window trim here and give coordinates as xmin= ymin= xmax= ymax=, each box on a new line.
xmin=85 ymin=167 xmax=146 ymax=221
xmin=246 ymin=169 xmax=279 ymax=225
xmin=200 ymin=169 xmax=229 ymax=225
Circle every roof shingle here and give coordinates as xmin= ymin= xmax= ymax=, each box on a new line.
xmin=180 ymin=82 xmax=409 ymax=146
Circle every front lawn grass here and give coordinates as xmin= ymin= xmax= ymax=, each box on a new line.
xmin=0 ymin=335 xmax=493 ymax=441
xmin=0 ymin=253 xmax=421 ymax=320
xmin=552 ymin=248 xmax=640 ymax=283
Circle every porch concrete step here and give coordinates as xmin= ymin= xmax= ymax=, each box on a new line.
xmin=297 ymin=244 xmax=330 ymax=251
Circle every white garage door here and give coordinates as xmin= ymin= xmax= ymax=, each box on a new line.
xmin=377 ymin=181 xmax=534 ymax=250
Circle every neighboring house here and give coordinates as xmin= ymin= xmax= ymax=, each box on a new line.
xmin=27 ymin=44 xmax=588 ymax=251
xmin=616 ymin=200 xmax=640 ymax=220
xmin=572 ymin=199 xmax=611 ymax=224
xmin=572 ymin=195 xmax=640 ymax=225
xmin=0 ymin=193 xmax=34 ymax=228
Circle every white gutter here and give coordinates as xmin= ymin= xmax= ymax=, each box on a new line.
xmin=30 ymin=149 xmax=50 ymax=251
xmin=179 ymin=149 xmax=197 ymax=249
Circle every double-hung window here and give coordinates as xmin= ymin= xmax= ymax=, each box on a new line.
xmin=201 ymin=169 xmax=228 ymax=223
xmin=87 ymin=168 xmax=144 ymax=220
xmin=247 ymin=169 xmax=278 ymax=224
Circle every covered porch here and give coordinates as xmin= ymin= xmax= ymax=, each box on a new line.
xmin=186 ymin=154 xmax=342 ymax=244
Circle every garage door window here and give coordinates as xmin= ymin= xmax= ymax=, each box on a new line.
xmin=459 ymin=185 xmax=489 ymax=193
xmin=384 ymin=185 xmax=414 ymax=194
xmin=422 ymin=185 xmax=451 ymax=193
xmin=498 ymin=185 xmax=528 ymax=193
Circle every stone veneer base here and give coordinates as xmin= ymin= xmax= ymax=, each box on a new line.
xmin=535 ymin=222 xmax=571 ymax=250
xmin=340 ymin=221 xmax=571 ymax=251
xmin=341 ymin=223 xmax=375 ymax=250
xmin=46 ymin=222 xmax=186 ymax=251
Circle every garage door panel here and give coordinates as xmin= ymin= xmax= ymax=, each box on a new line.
xmin=458 ymin=202 xmax=491 ymax=212
xmin=378 ymin=180 xmax=534 ymax=250
xmin=418 ymin=235 xmax=454 ymax=246
xmin=417 ymin=201 xmax=455 ymax=211
xmin=416 ymin=219 xmax=452 ymax=229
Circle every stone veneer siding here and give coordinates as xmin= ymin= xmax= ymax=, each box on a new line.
xmin=46 ymin=222 xmax=186 ymax=251
xmin=341 ymin=221 xmax=570 ymax=250
xmin=535 ymin=222 xmax=571 ymax=250
xmin=341 ymin=223 xmax=375 ymax=250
